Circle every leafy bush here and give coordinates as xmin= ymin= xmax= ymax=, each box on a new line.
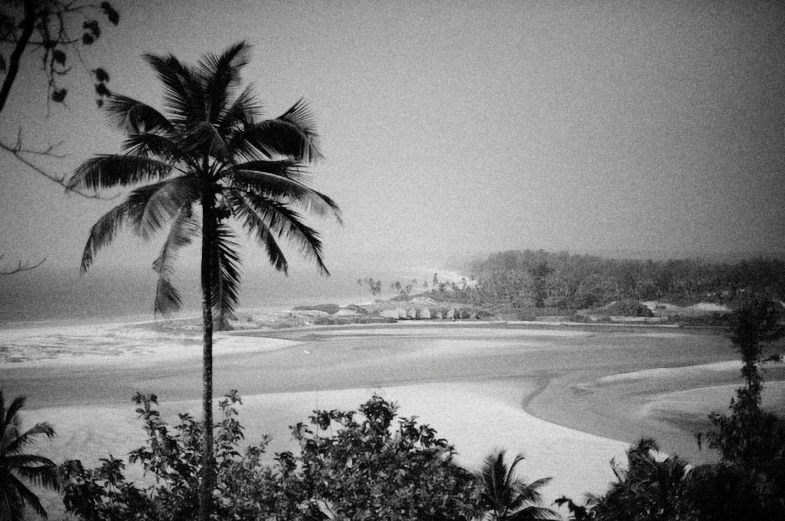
xmin=59 ymin=392 xmax=485 ymax=520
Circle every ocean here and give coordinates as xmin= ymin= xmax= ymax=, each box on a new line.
xmin=0 ymin=264 xmax=444 ymax=328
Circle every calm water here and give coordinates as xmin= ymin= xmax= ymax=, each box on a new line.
xmin=0 ymin=265 xmax=435 ymax=328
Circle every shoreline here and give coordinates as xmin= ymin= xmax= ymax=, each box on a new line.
xmin=0 ymin=311 xmax=724 ymax=368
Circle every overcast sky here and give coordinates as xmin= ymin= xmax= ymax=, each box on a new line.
xmin=1 ymin=0 xmax=783 ymax=277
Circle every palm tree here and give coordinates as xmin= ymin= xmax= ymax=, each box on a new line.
xmin=0 ymin=391 xmax=59 ymax=520
xmin=67 ymin=41 xmax=340 ymax=520
xmin=476 ymin=450 xmax=556 ymax=520
xmin=594 ymin=438 xmax=693 ymax=520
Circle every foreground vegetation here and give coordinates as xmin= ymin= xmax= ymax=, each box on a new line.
xmin=57 ymin=392 xmax=557 ymax=521
xmin=0 ymin=392 xmax=59 ymax=520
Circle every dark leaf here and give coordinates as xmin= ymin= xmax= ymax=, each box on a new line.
xmin=94 ymin=67 xmax=110 ymax=83
xmin=51 ymin=88 xmax=67 ymax=103
xmin=101 ymin=2 xmax=120 ymax=25
xmin=83 ymin=20 xmax=101 ymax=38
xmin=52 ymin=50 xmax=66 ymax=66
xmin=95 ymin=82 xmax=111 ymax=98
xmin=82 ymin=33 xmax=94 ymax=45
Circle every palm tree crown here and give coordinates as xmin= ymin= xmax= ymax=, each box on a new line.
xmin=68 ymin=40 xmax=341 ymax=325
xmin=477 ymin=450 xmax=556 ymax=520
xmin=0 ymin=391 xmax=59 ymax=521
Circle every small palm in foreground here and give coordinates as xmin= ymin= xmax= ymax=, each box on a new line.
xmin=0 ymin=391 xmax=59 ymax=520
xmin=476 ymin=450 xmax=557 ymax=520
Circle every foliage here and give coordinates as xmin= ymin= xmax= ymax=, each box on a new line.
xmin=582 ymin=438 xmax=694 ymax=521
xmin=701 ymin=294 xmax=785 ymax=467
xmin=389 ymin=280 xmax=414 ymax=300
xmin=60 ymin=391 xmax=263 ymax=521
xmin=0 ymin=0 xmax=119 ymax=110
xmin=454 ymin=249 xmax=785 ymax=314
xmin=60 ymin=393 xmax=498 ymax=521
xmin=474 ymin=450 xmax=556 ymax=520
xmin=527 ymin=261 xmax=552 ymax=308
xmin=268 ymin=394 xmax=479 ymax=520
xmin=357 ymin=277 xmax=382 ymax=296
xmin=0 ymin=390 xmax=59 ymax=521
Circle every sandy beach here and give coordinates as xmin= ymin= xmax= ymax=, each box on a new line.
xmin=3 ymin=316 xmax=784 ymax=519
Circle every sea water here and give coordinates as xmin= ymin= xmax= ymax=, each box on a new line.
xmin=0 ymin=264 xmax=444 ymax=328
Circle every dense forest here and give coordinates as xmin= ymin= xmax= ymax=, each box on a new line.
xmin=439 ymin=250 xmax=785 ymax=314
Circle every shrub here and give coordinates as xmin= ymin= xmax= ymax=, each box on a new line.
xmin=60 ymin=392 xmax=480 ymax=520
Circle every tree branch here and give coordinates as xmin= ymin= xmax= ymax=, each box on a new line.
xmin=0 ymin=254 xmax=46 ymax=275
xmin=0 ymin=133 xmax=116 ymax=199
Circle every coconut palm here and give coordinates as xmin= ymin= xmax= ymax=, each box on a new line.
xmin=476 ymin=450 xmax=556 ymax=520
xmin=596 ymin=438 xmax=693 ymax=520
xmin=0 ymin=391 xmax=59 ymax=520
xmin=67 ymin=41 xmax=340 ymax=520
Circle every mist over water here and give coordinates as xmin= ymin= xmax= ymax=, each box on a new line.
xmin=0 ymin=264 xmax=445 ymax=328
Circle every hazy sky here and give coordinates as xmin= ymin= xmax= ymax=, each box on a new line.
xmin=1 ymin=0 xmax=783 ymax=276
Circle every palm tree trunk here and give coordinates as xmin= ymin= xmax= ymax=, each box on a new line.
xmin=199 ymin=191 xmax=216 ymax=521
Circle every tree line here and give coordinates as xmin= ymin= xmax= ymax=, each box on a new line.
xmin=455 ymin=250 xmax=785 ymax=311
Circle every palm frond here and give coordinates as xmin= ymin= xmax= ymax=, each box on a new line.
xmin=211 ymin=224 xmax=242 ymax=326
xmin=80 ymin=201 xmax=131 ymax=273
xmin=143 ymin=53 xmax=204 ymax=125
xmin=507 ymin=505 xmax=558 ymax=521
xmin=121 ymin=133 xmax=181 ymax=161
xmin=238 ymin=109 xmax=322 ymax=162
xmin=506 ymin=453 xmax=526 ymax=485
xmin=6 ymin=472 xmax=49 ymax=519
xmin=226 ymin=190 xmax=288 ymax=273
xmin=153 ymin=207 xmax=200 ymax=277
xmin=510 ymin=477 xmax=550 ymax=510
xmin=219 ymin=84 xmax=262 ymax=139
xmin=154 ymin=277 xmax=182 ymax=317
xmin=5 ymin=454 xmax=59 ymax=489
xmin=278 ymin=98 xmax=319 ymax=143
xmin=3 ymin=423 xmax=56 ymax=455
xmin=230 ymin=189 xmax=330 ymax=275
xmin=69 ymin=155 xmax=173 ymax=191
xmin=0 ymin=474 xmax=26 ymax=521
xmin=230 ymin=167 xmax=342 ymax=223
xmin=127 ymin=176 xmax=202 ymax=240
xmin=481 ymin=450 xmax=510 ymax=493
xmin=479 ymin=450 xmax=555 ymax=520
xmin=152 ymin=207 xmax=200 ymax=316
xmin=3 ymin=394 xmax=25 ymax=428
xmin=181 ymin=120 xmax=227 ymax=158
xmin=103 ymin=94 xmax=173 ymax=134
xmin=197 ymin=41 xmax=250 ymax=124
